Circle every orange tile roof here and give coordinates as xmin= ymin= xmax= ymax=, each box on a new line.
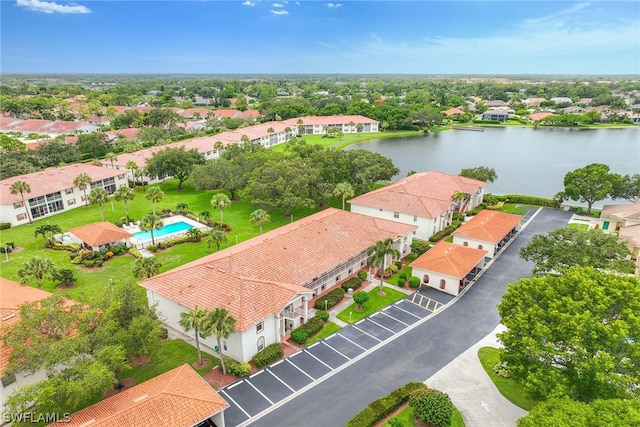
xmin=410 ymin=241 xmax=487 ymax=279
xmin=69 ymin=222 xmax=133 ymax=247
xmin=0 ymin=164 xmax=125 ymax=205
xmin=348 ymin=171 xmax=487 ymax=218
xmin=140 ymin=209 xmax=416 ymax=330
xmin=0 ymin=278 xmax=54 ymax=375
xmin=60 ymin=364 xmax=228 ymax=427
xmin=529 ymin=112 xmax=554 ymax=121
xmin=282 ymin=114 xmax=378 ymax=126
xmin=452 ymin=210 xmax=523 ymax=243
xmin=443 ymin=107 xmax=465 ymax=116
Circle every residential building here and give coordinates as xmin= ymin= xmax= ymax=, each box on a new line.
xmin=66 ymin=222 xmax=133 ymax=251
xmin=523 ymin=97 xmax=546 ymax=107
xmin=0 ymin=164 xmax=129 ymax=227
xmin=442 ymin=107 xmax=465 ymax=116
xmin=550 ymin=97 xmax=573 ymax=104
xmin=451 ymin=210 xmax=523 ymax=258
xmin=140 ymin=208 xmax=416 ymax=363
xmin=348 ymin=171 xmax=487 ymax=241
xmin=410 ymin=241 xmax=487 ymax=296
xmin=599 ymin=199 xmax=640 ymax=274
xmin=481 ymin=111 xmax=509 ymax=122
xmin=60 ymin=364 xmax=228 ymax=427
xmin=283 ymin=115 xmax=379 ymax=134
xmin=0 ymin=119 xmax=99 ymax=138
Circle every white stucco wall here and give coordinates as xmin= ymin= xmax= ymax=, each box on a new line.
xmin=350 ymin=203 xmax=447 ymax=241
xmin=412 ymin=268 xmax=460 ymax=296
xmin=452 ymin=236 xmax=496 ymax=258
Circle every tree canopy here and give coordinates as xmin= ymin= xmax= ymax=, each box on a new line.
xmin=563 ymin=163 xmax=622 ymax=214
xmin=459 ymin=166 xmax=498 ymax=183
xmin=517 ymin=398 xmax=640 ymax=427
xmin=145 ymin=146 xmax=205 ymax=189
xmin=497 ymin=267 xmax=640 ymax=402
xmin=519 ymin=227 xmax=635 ymax=276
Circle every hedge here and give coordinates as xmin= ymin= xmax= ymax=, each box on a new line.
xmin=291 ymin=329 xmax=308 ymax=345
xmin=346 ymin=382 xmax=429 ymax=427
xmin=315 ymin=310 xmax=330 ymax=322
xmin=341 ymin=277 xmax=363 ymax=292
xmin=224 ymin=357 xmax=251 ymax=377
xmin=299 ymin=316 xmax=324 ymax=336
xmin=411 ymin=240 xmax=431 ymax=257
xmin=314 ymin=287 xmax=345 ymax=310
xmin=357 ymin=270 xmax=368 ymax=280
xmin=488 ymin=193 xmax=559 ymax=208
xmin=0 ymin=223 xmax=11 ymax=230
xmin=128 ymin=248 xmax=143 ymax=259
xmin=429 ymin=220 xmax=462 ymax=242
xmin=408 ymin=276 xmax=420 ymax=288
xmin=252 ymin=343 xmax=284 ymax=369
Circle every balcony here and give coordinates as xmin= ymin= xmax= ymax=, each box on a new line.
xmin=281 ymin=307 xmax=304 ymax=319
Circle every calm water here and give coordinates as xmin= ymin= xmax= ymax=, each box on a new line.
xmin=133 ymin=221 xmax=192 ymax=241
xmin=347 ymin=127 xmax=640 ymax=207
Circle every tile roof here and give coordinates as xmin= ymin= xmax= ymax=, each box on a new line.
xmin=348 ymin=171 xmax=487 ymax=218
xmin=443 ymin=108 xmax=465 ymax=116
xmin=282 ymin=115 xmax=378 ymax=126
xmin=60 ymin=364 xmax=228 ymax=427
xmin=411 ymin=241 xmax=487 ymax=279
xmin=0 ymin=164 xmax=125 ymax=205
xmin=601 ymin=199 xmax=640 ymax=222
xmin=529 ymin=112 xmax=554 ymax=121
xmin=452 ymin=210 xmax=523 ymax=243
xmin=69 ymin=222 xmax=133 ymax=247
xmin=105 ymin=128 xmax=139 ymax=140
xmin=619 ymin=224 xmax=640 ymax=247
xmin=0 ymin=278 xmax=54 ymax=375
xmin=140 ymin=209 xmax=416 ymax=331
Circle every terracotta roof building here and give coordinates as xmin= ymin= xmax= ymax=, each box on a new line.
xmin=452 ymin=210 xmax=523 ymax=258
xmin=600 ymin=199 xmax=640 ymax=275
xmin=349 ymin=171 xmax=487 ymax=241
xmin=68 ymin=222 xmax=133 ymax=250
xmin=283 ymin=115 xmax=379 ymax=134
xmin=411 ymin=241 xmax=487 ymax=296
xmin=140 ymin=208 xmax=416 ymax=362
xmin=60 ymin=364 xmax=228 ymax=427
xmin=443 ymin=107 xmax=465 ymax=116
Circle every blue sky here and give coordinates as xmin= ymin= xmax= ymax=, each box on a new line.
xmin=1 ymin=1 xmax=639 ymax=74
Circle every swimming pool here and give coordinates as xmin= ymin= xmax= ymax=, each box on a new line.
xmin=132 ymin=221 xmax=193 ymax=242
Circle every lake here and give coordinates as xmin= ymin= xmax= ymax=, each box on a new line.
xmin=346 ymin=127 xmax=640 ymax=207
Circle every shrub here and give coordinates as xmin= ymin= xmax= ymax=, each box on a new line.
xmin=409 ymin=388 xmax=454 ymax=427
xmin=429 ymin=221 xmax=462 ymax=242
xmin=357 ymin=270 xmax=368 ymax=280
xmin=467 ymin=204 xmax=486 ymax=216
xmin=79 ymin=249 xmax=95 ymax=260
xmin=106 ymin=251 xmax=114 ymax=258
xmin=452 ymin=212 xmax=465 ymax=222
xmin=408 ymin=276 xmax=420 ymax=288
xmin=388 ymin=264 xmax=399 ymax=274
xmin=110 ymin=245 xmax=129 ymax=256
xmin=225 ymin=358 xmax=251 ymax=377
xmin=411 ymin=240 xmax=431 ymax=256
xmin=0 ymin=223 xmax=11 ymax=230
xmin=398 ymin=278 xmax=406 ymax=287
xmin=346 ymin=382 xmax=428 ymax=427
xmin=395 ymin=261 xmax=402 ymax=269
xmin=489 ymin=194 xmax=559 ymax=208
xmin=399 ymin=272 xmax=407 ymax=279
xmin=158 ymin=242 xmax=167 ymax=250
xmin=388 ymin=418 xmax=402 ymax=427
xmin=353 ymin=291 xmax=369 ymax=309
xmin=299 ymin=317 xmax=324 ymax=336
xmin=291 ymin=329 xmax=308 ymax=345
xmin=159 ymin=328 xmax=169 ymax=339
xmin=147 ymin=244 xmax=158 ymax=252
xmin=54 ymin=269 xmax=76 ymax=284
xmin=252 ymin=343 xmax=284 ymax=369
xmin=314 ymin=288 xmax=345 ymax=310
xmin=315 ymin=310 xmax=330 ymax=322
xmin=212 ymin=221 xmax=232 ymax=232
xmin=341 ymin=277 xmax=363 ymax=292
xmin=5 ymin=242 xmax=14 ymax=248
xmin=49 ymin=243 xmax=81 ymax=252
xmin=129 ymin=248 xmax=143 ymax=259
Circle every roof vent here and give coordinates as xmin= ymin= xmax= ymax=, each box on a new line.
xmin=133 ymin=394 xmax=149 ymax=403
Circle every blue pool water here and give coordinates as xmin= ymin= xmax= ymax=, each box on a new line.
xmin=133 ymin=221 xmax=193 ymax=242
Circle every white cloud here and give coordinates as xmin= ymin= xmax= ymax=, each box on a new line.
xmin=16 ymin=0 xmax=91 ymax=14
xmin=327 ymin=3 xmax=343 ymax=8
xmin=271 ymin=9 xmax=288 ymax=15
xmin=272 ymin=2 xmax=285 ymax=7
xmin=241 ymin=1 xmax=257 ymax=6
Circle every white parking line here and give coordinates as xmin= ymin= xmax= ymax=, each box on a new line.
xmin=250 ymin=371 xmax=262 ymax=379
xmin=227 ymin=380 xmax=244 ymax=389
xmin=265 ymin=368 xmax=296 ymax=393
xmin=303 ymin=349 xmax=333 ymax=370
xmin=336 ymin=332 xmax=367 ymax=351
xmin=319 ymin=341 xmax=351 ymax=361
xmin=366 ymin=318 xmax=396 ymax=334
xmin=285 ymin=358 xmax=315 ymax=380
xmin=379 ymin=309 xmax=410 ymax=327
xmin=270 ymin=360 xmax=284 ymax=367
xmin=393 ymin=301 xmax=423 ymax=318
xmin=246 ymin=379 xmax=274 ymax=405
xmin=219 ymin=390 xmax=251 ymax=419
xmin=309 ymin=342 xmax=320 ymax=348
xmin=352 ymin=325 xmax=382 ymax=342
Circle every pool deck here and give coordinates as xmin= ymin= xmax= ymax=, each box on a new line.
xmin=127 ymin=214 xmax=210 ymax=248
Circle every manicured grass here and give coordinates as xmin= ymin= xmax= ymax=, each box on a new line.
xmin=383 ymin=404 xmax=465 ymax=426
xmin=336 ymin=286 xmax=406 ymax=324
xmin=567 ymin=222 xmax=589 ymax=231
xmin=386 ymin=265 xmax=412 ymax=286
xmin=500 ymin=203 xmax=529 ymax=216
xmin=119 ymin=339 xmax=218 ymax=385
xmin=269 ymin=130 xmax=422 ymax=152
xmin=477 ymin=347 xmax=540 ymax=411
xmin=305 ymin=322 xmax=341 ymax=346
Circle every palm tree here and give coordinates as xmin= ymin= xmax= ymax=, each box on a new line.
xmin=179 ymin=306 xmax=211 ymax=366
xmin=249 ymin=209 xmax=271 ymax=234
xmin=199 ymin=210 xmax=212 ymax=222
xmin=366 ymin=238 xmax=401 ymax=293
xmin=333 ymin=182 xmax=355 ymax=211
xmin=126 ymin=160 xmax=138 ymax=188
xmin=145 ymin=186 xmax=165 ymax=215
xmin=133 ymin=257 xmax=162 ymax=279
xmin=139 ymin=213 xmax=163 ymax=245
xmin=105 ymin=152 xmax=118 ymax=169
xmin=207 ymin=229 xmax=228 ymax=251
xmin=451 ymin=189 xmax=469 ymax=213
xmin=186 ymin=228 xmax=203 ymax=242
xmin=9 ymin=180 xmax=32 ymax=224
xmin=214 ymin=141 xmax=224 ymax=157
xmin=297 ymin=118 xmax=304 ymax=136
xmin=208 ymin=307 xmax=236 ymax=375
xmin=210 ymin=193 xmax=231 ymax=222
xmin=176 ymin=202 xmax=189 ymax=214
xmin=114 ymin=186 xmax=136 ymax=221
xmin=240 ymin=134 xmax=251 ymax=146
xmin=34 ymin=224 xmax=62 ymax=246
xmin=89 ymin=188 xmax=109 ymax=221
xmin=74 ymin=173 xmax=92 ymax=207
xmin=17 ymin=256 xmax=58 ymax=289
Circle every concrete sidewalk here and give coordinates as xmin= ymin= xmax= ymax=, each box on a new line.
xmin=424 ymin=324 xmax=527 ymax=427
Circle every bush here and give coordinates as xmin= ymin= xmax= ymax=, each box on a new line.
xmin=487 ymin=193 xmax=559 ymax=208
xmin=211 ymin=221 xmax=232 ymax=232
xmin=398 ymin=278 xmax=406 ymax=287
xmin=79 ymin=249 xmax=95 ymax=260
xmin=399 ymin=272 xmax=407 ymax=279
xmin=452 ymin=212 xmax=465 ymax=222
xmin=299 ymin=317 xmax=324 ymax=336
xmin=252 ymin=343 xmax=284 ymax=369
xmin=291 ymin=329 xmax=308 ymax=345
xmin=388 ymin=264 xmax=399 ymax=274
xmin=408 ymin=276 xmax=420 ymax=289
xmin=159 ymin=328 xmax=169 ymax=339
xmin=467 ymin=203 xmax=486 ymax=216
xmin=357 ymin=270 xmax=368 ymax=280
xmin=429 ymin=221 xmax=462 ymax=242
xmin=315 ymin=310 xmax=330 ymax=322
xmin=157 ymin=242 xmax=167 ymax=250
xmin=147 ymin=244 xmax=158 ymax=252
xmin=314 ymin=287 xmax=345 ymax=310
xmin=409 ymin=388 xmax=454 ymax=427
xmin=110 ymin=245 xmax=129 ymax=256
xmin=411 ymin=240 xmax=431 ymax=256
xmin=49 ymin=242 xmax=82 ymax=252
xmin=0 ymin=222 xmax=11 ymax=230
xmin=225 ymin=358 xmax=251 ymax=377
xmin=346 ymin=382 xmax=428 ymax=427
xmin=341 ymin=277 xmax=363 ymax=292
xmin=54 ymin=269 xmax=76 ymax=284
xmin=5 ymin=242 xmax=14 ymax=248
xmin=129 ymin=248 xmax=143 ymax=259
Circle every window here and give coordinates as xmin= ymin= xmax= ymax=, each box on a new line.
xmin=423 ymin=274 xmax=429 ymax=283
xmin=393 ymin=211 xmax=400 ymax=218
xmin=413 ymin=230 xmax=416 ymax=235
xmin=335 ymin=275 xmax=340 ymax=282
xmin=1 ymin=372 xmax=16 ymax=387
xmin=348 ymin=268 xmax=353 ymax=274
xmin=257 ymin=337 xmax=265 ymax=352
xmin=16 ymin=213 xmax=27 ymax=221
xmin=67 ymin=199 xmax=76 ymax=206
xmin=223 ymin=341 xmax=228 ymax=351
xmin=379 ymin=208 xmax=383 ymax=212
xmin=463 ymin=241 xmax=468 ymax=247
xmin=478 ymin=244 xmax=483 ymax=250
xmin=65 ymin=188 xmax=73 ymax=195
xmin=439 ymin=279 xmax=446 ymax=290
xmin=256 ymin=322 xmax=263 ymax=333
xmin=13 ymin=202 xmax=23 ymax=209
xmin=413 ymin=215 xmax=418 ymax=222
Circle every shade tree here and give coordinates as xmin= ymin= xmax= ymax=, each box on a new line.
xmin=562 ymin=163 xmax=622 ymax=214
xmin=459 ymin=166 xmax=498 ymax=183
xmin=145 ymin=146 xmax=205 ymax=189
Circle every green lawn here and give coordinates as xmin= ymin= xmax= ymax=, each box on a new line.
xmin=477 ymin=347 xmax=540 ymax=411
xmin=269 ymin=130 xmax=421 ymax=152
xmin=386 ymin=265 xmax=412 ymax=286
xmin=500 ymin=203 xmax=529 ymax=216
xmin=0 ymin=178 xmax=335 ymax=304
xmin=383 ymin=404 xmax=465 ymax=426
xmin=336 ymin=286 xmax=406 ymax=324
xmin=567 ymin=222 xmax=589 ymax=232
xmin=305 ymin=322 xmax=341 ymax=346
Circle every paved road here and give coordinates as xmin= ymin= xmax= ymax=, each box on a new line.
xmin=238 ymin=208 xmax=571 ymax=427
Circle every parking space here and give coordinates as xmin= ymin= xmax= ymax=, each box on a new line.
xmin=384 ymin=304 xmax=423 ymax=324
xmin=247 ymin=370 xmax=294 ymax=403
xmin=353 ymin=319 xmax=395 ymax=341
xmin=267 ymin=359 xmax=313 ymax=391
xmin=322 ymin=333 xmax=366 ymax=359
xmin=368 ymin=310 xmax=408 ymax=332
xmin=222 ymin=380 xmax=272 ymax=416
xmin=288 ymin=350 xmax=332 ymax=379
xmin=337 ymin=325 xmax=382 ymax=349
xmin=216 ymin=394 xmax=250 ymax=427
xmin=306 ymin=342 xmax=350 ymax=368
xmin=409 ymin=292 xmax=444 ymax=312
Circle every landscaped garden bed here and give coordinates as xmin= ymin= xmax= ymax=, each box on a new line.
xmin=336 ymin=286 xmax=406 ymax=324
